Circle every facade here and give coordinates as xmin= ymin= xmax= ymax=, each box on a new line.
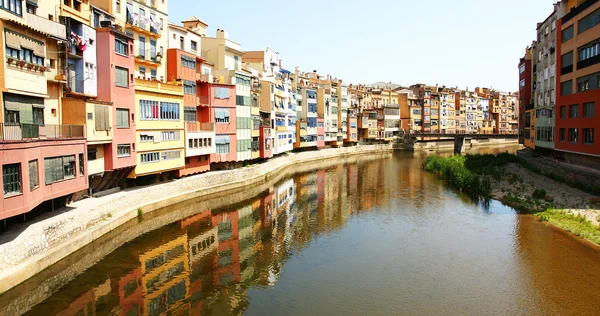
xmin=534 ymin=8 xmax=559 ymax=149
xmin=1 ymin=2 xmax=88 ymax=219
xmin=166 ymin=22 xmax=216 ymax=177
xmin=519 ymin=45 xmax=534 ymax=144
xmin=555 ymin=0 xmax=600 ymax=161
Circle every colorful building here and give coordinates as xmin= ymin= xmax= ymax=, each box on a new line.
xmin=519 ymin=45 xmax=534 ymax=144
xmin=1 ymin=4 xmax=87 ymax=219
xmin=555 ymin=0 xmax=600 ymax=164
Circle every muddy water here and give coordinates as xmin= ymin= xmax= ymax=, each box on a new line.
xmin=2 ymin=147 xmax=600 ymax=315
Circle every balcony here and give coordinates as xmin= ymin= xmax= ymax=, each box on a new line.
xmin=1 ymin=124 xmax=85 ymax=141
xmin=135 ymin=50 xmax=163 ymax=66
xmin=135 ymin=78 xmax=183 ymax=96
xmin=126 ymin=15 xmax=161 ymax=38
xmin=185 ymin=122 xmax=214 ymax=132
xmin=26 ymin=13 xmax=66 ymax=40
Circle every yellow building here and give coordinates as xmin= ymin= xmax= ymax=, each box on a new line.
xmin=130 ymin=79 xmax=185 ymax=178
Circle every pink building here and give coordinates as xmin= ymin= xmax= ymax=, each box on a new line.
xmin=211 ymin=83 xmax=237 ymax=164
xmin=91 ymin=26 xmax=137 ymax=193
xmin=317 ymin=118 xmax=326 ymax=147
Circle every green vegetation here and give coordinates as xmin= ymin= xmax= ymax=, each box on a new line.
xmin=422 ymin=155 xmax=491 ymax=198
xmin=532 ymin=189 xmax=547 ymax=199
xmin=137 ymin=208 xmax=143 ymax=217
xmin=537 ymin=209 xmax=600 ymax=245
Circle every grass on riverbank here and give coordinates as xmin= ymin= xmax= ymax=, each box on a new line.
xmin=537 ymin=209 xmax=600 ymax=245
xmin=422 ymin=155 xmax=491 ymax=198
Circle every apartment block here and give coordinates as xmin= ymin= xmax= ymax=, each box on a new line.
xmin=1 ymin=2 xmax=87 ymax=219
xmin=519 ymin=45 xmax=535 ymax=145
xmin=534 ymin=6 xmax=559 ymax=149
xmin=556 ymin=0 xmax=600 ymax=163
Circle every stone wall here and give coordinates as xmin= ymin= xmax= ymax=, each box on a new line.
xmin=517 ymin=150 xmax=600 ymax=193
xmin=0 ymin=144 xmax=393 ymax=294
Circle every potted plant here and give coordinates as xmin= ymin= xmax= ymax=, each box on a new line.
xmin=26 ymin=63 xmax=35 ymax=70
xmin=16 ymin=60 xmax=26 ymax=67
xmin=40 ymin=66 xmax=47 ymax=72
xmin=7 ymin=56 xmax=14 ymax=64
xmin=33 ymin=65 xmax=40 ymax=71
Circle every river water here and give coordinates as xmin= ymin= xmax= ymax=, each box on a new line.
xmin=1 ymin=147 xmax=600 ymax=316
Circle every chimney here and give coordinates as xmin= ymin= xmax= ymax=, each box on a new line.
xmin=216 ymin=29 xmax=228 ymax=39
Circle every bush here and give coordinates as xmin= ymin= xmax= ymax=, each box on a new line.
xmin=532 ymin=189 xmax=547 ymax=199
xmin=423 ymin=155 xmax=489 ymax=198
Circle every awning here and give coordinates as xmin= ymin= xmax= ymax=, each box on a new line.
xmin=26 ymin=0 xmax=38 ymax=6
xmin=279 ymin=69 xmax=291 ymax=74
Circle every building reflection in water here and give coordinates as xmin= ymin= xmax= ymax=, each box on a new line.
xmin=19 ymin=155 xmax=399 ymax=316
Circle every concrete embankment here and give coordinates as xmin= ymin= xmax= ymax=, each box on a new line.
xmin=0 ymin=144 xmax=393 ymax=294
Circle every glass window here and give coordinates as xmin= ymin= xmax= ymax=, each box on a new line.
xmin=183 ymin=80 xmax=196 ymax=94
xmin=159 ymin=102 xmax=180 ymax=120
xmin=562 ymin=25 xmax=574 ymax=42
xmin=44 ymin=156 xmax=76 ymax=185
xmin=584 ymin=102 xmax=595 ymax=118
xmin=570 ymin=104 xmax=579 ymax=118
xmin=569 ymin=128 xmax=578 ymax=143
xmin=28 ymin=160 xmax=39 ymax=191
xmin=1 ymin=0 xmax=22 ymax=16
xmin=140 ymin=152 xmax=160 ymax=164
xmin=560 ymin=80 xmax=572 ymax=96
xmin=116 ymin=66 xmax=129 ymax=87
xmin=116 ymin=108 xmax=130 ymax=128
xmin=3 ymin=163 xmax=21 ymax=195
xmin=583 ymin=128 xmax=594 ymax=144
xmin=139 ymin=100 xmax=159 ymax=120
xmin=115 ymin=38 xmax=128 ymax=55
xmin=578 ymin=7 xmax=600 ymax=34
xmin=191 ymin=41 xmax=197 ymax=51
xmin=184 ymin=106 xmax=196 ymax=122
xmin=79 ymin=153 xmax=84 ymax=176
xmin=117 ymin=144 xmax=131 ymax=157
xmin=215 ymin=108 xmax=230 ymax=123
xmin=138 ymin=36 xmax=146 ymax=58
xmin=560 ymin=105 xmax=566 ymax=119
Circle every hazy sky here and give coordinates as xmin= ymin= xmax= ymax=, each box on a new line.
xmin=169 ymin=0 xmax=555 ymax=92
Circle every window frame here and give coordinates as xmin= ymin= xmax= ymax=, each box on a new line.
xmin=28 ymin=160 xmax=39 ymax=191
xmin=3 ymin=163 xmax=22 ymax=196
xmin=117 ymin=144 xmax=132 ymax=157
xmin=116 ymin=108 xmax=130 ymax=128
xmin=115 ymin=66 xmax=129 ymax=88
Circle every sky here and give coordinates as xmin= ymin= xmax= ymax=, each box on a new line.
xmin=169 ymin=0 xmax=556 ymax=92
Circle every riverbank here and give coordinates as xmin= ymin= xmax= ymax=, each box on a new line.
xmin=423 ymin=152 xmax=600 ymax=245
xmin=0 ymin=144 xmax=393 ymax=294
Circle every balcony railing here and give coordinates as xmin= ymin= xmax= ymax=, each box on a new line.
xmin=135 ymin=50 xmax=163 ymax=65
xmin=185 ymin=122 xmax=215 ymax=132
xmin=1 ymin=124 xmax=85 ymax=141
xmin=196 ymin=73 xmax=211 ymax=82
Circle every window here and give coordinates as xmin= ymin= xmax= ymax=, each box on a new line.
xmin=79 ymin=153 xmax=84 ymax=176
xmin=116 ymin=67 xmax=129 ymax=87
xmin=1 ymin=0 xmax=22 ymax=16
xmin=519 ymin=79 xmax=525 ymax=88
xmin=569 ymin=104 xmax=579 ymax=118
xmin=519 ymin=64 xmax=525 ymax=74
xmin=88 ymin=148 xmax=97 ymax=161
xmin=560 ymin=105 xmax=566 ymax=119
xmin=234 ymin=55 xmax=239 ymax=70
xmin=149 ymin=39 xmax=157 ymax=61
xmin=115 ymin=0 xmax=120 ymax=13
xmin=140 ymin=134 xmax=154 ymax=142
xmin=33 ymin=107 xmax=44 ymax=125
xmin=135 ymin=66 xmax=146 ymax=80
xmin=569 ymin=128 xmax=578 ymax=143
xmin=562 ymin=25 xmax=574 ymax=43
xmin=181 ymin=55 xmax=196 ymax=69
xmin=161 ymin=131 xmax=179 ymax=141
xmin=44 ymin=156 xmax=76 ymax=185
xmin=215 ymin=135 xmax=230 ymax=154
xmin=117 ymin=144 xmax=131 ymax=157
xmin=191 ymin=41 xmax=197 ymax=52
xmin=140 ymin=100 xmax=159 ymax=120
xmin=161 ymin=150 xmax=180 ymax=161
xmin=560 ymin=80 xmax=572 ymax=96
xmin=559 ymin=128 xmax=565 ymax=142
xmin=25 ymin=160 xmax=37 ymax=191
xmin=184 ymin=106 xmax=196 ymax=122
xmin=584 ymin=102 xmax=595 ymax=118
xmin=140 ymin=152 xmax=160 ymax=164
xmin=116 ymin=108 xmax=130 ymax=128
xmin=576 ymin=71 xmax=600 ymax=93
xmin=583 ymin=128 xmax=594 ymax=144
xmin=3 ymin=163 xmax=21 ymax=195
xmin=26 ymin=2 xmax=35 ymax=13
xmin=215 ymin=108 xmax=230 ymax=123
xmin=138 ymin=36 xmax=146 ymax=58
xmin=115 ymin=38 xmax=128 ymax=55
xmin=160 ymin=102 xmax=180 ymax=120
xmin=561 ymin=51 xmax=573 ymax=74
xmin=214 ymin=87 xmax=230 ymax=99
xmin=6 ymin=46 xmax=19 ymax=59
xmin=22 ymin=48 xmax=32 ymax=63
xmin=95 ymin=105 xmax=110 ymax=131
xmin=179 ymin=36 xmax=184 ymax=50
xmin=578 ymin=7 xmax=600 ymax=34
xmin=577 ymin=39 xmax=600 ymax=69
xmin=183 ymin=80 xmax=196 ymax=94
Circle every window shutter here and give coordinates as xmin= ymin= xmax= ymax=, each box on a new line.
xmin=95 ymin=106 xmax=103 ymax=131
xmin=104 ymin=106 xmax=110 ymax=131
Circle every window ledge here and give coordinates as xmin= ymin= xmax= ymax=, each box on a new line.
xmin=4 ymin=192 xmax=23 ymax=199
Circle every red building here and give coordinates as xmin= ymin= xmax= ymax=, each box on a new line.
xmin=518 ymin=46 xmax=534 ymax=145
xmin=556 ymin=0 xmax=600 ymax=164
xmin=93 ymin=26 xmax=137 ymax=192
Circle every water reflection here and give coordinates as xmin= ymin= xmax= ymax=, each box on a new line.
xmin=5 ymin=147 xmax=600 ymax=315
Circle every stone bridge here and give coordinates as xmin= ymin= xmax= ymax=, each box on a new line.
xmin=396 ymin=133 xmax=519 ymax=154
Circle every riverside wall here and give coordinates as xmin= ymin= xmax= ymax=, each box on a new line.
xmin=0 ymin=144 xmax=393 ymax=295
xmin=409 ymin=138 xmax=519 ymax=152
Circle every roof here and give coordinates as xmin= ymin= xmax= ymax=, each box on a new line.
xmin=368 ymin=81 xmax=403 ymax=90
xmin=182 ymin=16 xmax=208 ymax=26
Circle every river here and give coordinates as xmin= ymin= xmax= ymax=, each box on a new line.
xmin=1 ymin=147 xmax=600 ymax=316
